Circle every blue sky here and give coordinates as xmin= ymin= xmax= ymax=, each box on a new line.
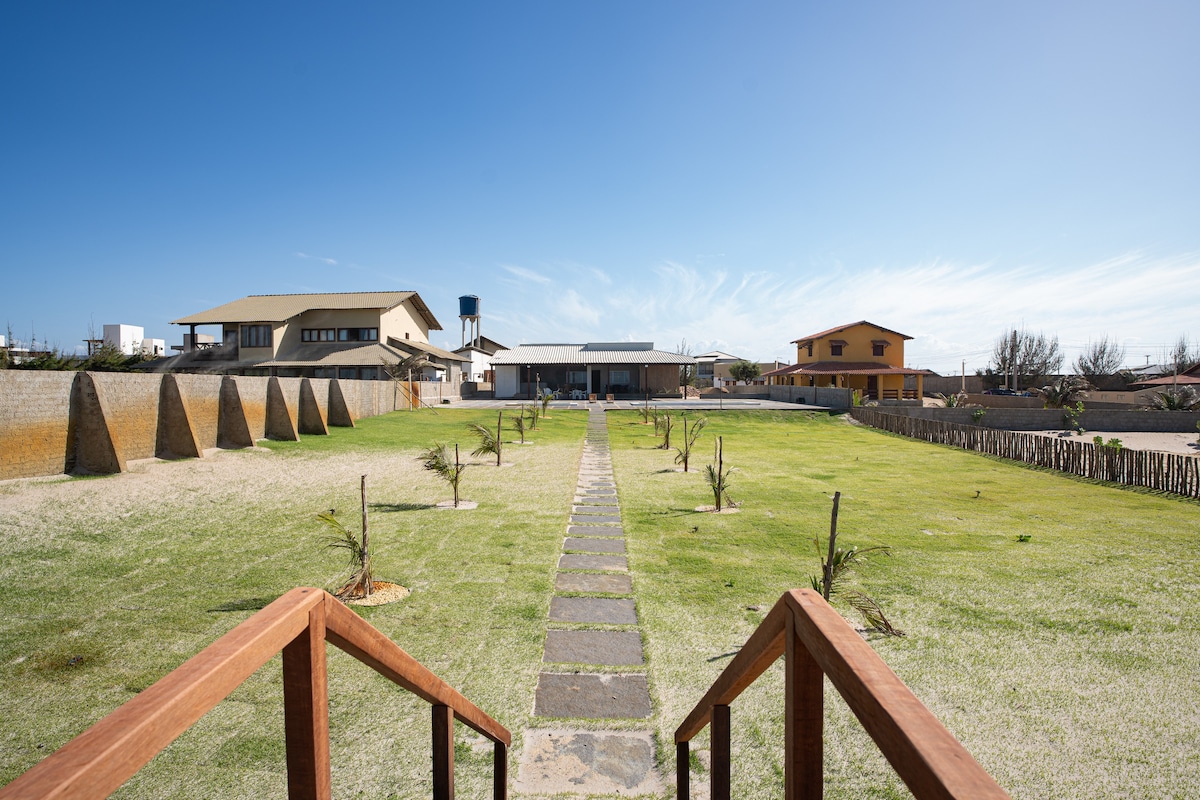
xmin=2 ymin=1 xmax=1197 ymax=374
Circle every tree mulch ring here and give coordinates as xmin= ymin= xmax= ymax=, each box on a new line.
xmin=435 ymin=500 xmax=478 ymax=510
xmin=694 ymin=505 xmax=741 ymax=514
xmin=345 ymin=581 xmax=410 ymax=606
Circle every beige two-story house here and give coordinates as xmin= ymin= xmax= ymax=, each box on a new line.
xmin=167 ymin=291 xmax=468 ymax=381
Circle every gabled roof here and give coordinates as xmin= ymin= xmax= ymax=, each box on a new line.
xmin=490 ymin=343 xmax=695 ymax=366
xmin=172 ymin=291 xmax=442 ymax=331
xmin=453 ymin=336 xmax=507 ymax=356
xmin=695 ymin=350 xmax=742 ymax=362
xmin=791 ymin=321 xmax=912 ymax=345
xmin=387 ymin=337 xmax=471 ymax=362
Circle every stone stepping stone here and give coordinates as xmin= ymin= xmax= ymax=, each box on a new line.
xmin=567 ymin=525 xmax=624 ymax=537
xmin=571 ymin=514 xmax=621 ymax=524
xmin=549 ymin=596 xmax=636 ymax=624
xmin=581 ymin=488 xmax=617 ymax=495
xmin=515 ymin=729 xmax=663 ymax=796
xmin=573 ymin=505 xmax=620 ymax=515
xmin=534 ymin=673 xmax=651 ymax=718
xmin=558 ymin=553 xmax=627 ymax=571
xmin=544 ymin=630 xmax=643 ymax=665
xmin=555 ymin=572 xmax=632 ymax=594
xmin=564 ymin=537 xmax=625 ymax=554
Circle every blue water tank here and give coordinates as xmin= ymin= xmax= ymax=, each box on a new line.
xmin=458 ymin=295 xmax=480 ymax=317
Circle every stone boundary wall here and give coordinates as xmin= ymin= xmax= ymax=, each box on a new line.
xmin=924 ymin=375 xmax=986 ymax=395
xmin=768 ymin=385 xmax=855 ymax=408
xmin=0 ymin=372 xmax=408 ymax=481
xmin=875 ymin=405 xmax=1200 ymax=433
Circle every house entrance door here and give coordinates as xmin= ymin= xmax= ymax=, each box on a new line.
xmin=591 ymin=369 xmax=601 ymax=395
xmin=867 ymin=375 xmax=878 ymax=400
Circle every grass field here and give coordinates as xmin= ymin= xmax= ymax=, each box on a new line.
xmin=1 ymin=407 xmax=1197 ymax=798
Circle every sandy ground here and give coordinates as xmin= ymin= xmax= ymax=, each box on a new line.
xmin=1027 ymin=430 xmax=1200 ymax=455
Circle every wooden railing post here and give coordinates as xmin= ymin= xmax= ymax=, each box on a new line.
xmin=711 ymin=705 xmax=731 ymax=800
xmin=282 ymin=596 xmax=331 ymax=800
xmin=676 ymin=741 xmax=690 ymax=799
xmin=494 ymin=740 xmax=508 ymax=799
xmin=433 ymin=703 xmax=455 ymax=800
xmin=786 ymin=607 xmax=823 ymax=800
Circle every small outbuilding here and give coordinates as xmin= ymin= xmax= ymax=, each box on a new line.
xmin=489 ymin=343 xmax=696 ymax=400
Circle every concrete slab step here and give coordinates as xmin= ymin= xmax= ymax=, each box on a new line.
xmin=515 ymin=730 xmax=663 ymax=796
xmin=555 ymin=572 xmax=632 ymax=594
xmin=564 ymin=537 xmax=625 ymax=554
xmin=558 ymin=553 xmax=627 ymax=571
xmin=549 ymin=596 xmax=636 ymax=624
xmin=543 ymin=630 xmax=643 ymax=665
xmin=534 ymin=673 xmax=651 ymax=718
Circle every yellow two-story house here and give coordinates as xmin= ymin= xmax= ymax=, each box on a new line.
xmin=765 ymin=321 xmax=928 ymax=400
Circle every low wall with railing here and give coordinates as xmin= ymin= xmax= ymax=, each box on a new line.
xmin=0 ymin=371 xmax=410 ymax=481
xmin=851 ymin=408 xmax=1200 ymax=498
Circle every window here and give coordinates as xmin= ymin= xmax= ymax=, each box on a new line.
xmin=829 ymin=344 xmax=843 ymax=356
xmin=805 ymin=343 xmax=813 ymax=358
xmin=338 ymin=328 xmax=378 ymax=342
xmin=338 ymin=367 xmax=358 ymax=380
xmin=567 ymin=370 xmax=587 ymax=385
xmin=873 ymin=343 xmax=885 ymax=357
xmin=241 ymin=324 xmax=272 ymax=348
xmin=302 ymin=328 xmax=336 ymax=342
xmin=610 ymin=370 xmax=630 ymax=385
xmin=312 ymin=368 xmax=336 ymax=379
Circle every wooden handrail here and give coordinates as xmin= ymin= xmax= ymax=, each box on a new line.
xmin=675 ymin=589 xmax=1010 ymax=799
xmin=0 ymin=588 xmax=509 ymax=800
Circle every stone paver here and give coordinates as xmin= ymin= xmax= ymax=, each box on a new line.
xmin=543 ymin=630 xmax=643 ymax=665
xmin=563 ymin=536 xmax=625 ymax=554
xmin=549 ymin=596 xmax=636 ymax=624
xmin=558 ymin=554 xmax=627 ymax=571
xmin=555 ymin=572 xmax=632 ymax=594
xmin=570 ymin=514 xmax=621 ymax=524
xmin=566 ymin=525 xmax=624 ymax=537
xmin=534 ymin=673 xmax=652 ymax=718
xmin=573 ymin=505 xmax=621 ymax=515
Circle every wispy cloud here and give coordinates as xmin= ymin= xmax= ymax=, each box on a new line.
xmin=479 ymin=251 xmax=1200 ymax=373
xmin=294 ymin=252 xmax=339 ymax=266
xmin=501 ymin=264 xmax=552 ymax=284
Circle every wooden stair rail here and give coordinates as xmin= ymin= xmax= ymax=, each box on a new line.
xmin=675 ymin=589 xmax=1009 ymax=800
xmin=0 ymin=588 xmax=510 ymax=800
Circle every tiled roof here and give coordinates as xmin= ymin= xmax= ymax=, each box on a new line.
xmin=490 ymin=343 xmax=696 ymax=366
xmin=791 ymin=320 xmax=912 ymax=344
xmin=172 ymin=291 xmax=442 ymax=330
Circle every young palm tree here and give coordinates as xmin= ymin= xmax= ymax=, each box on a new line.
xmin=419 ymin=442 xmax=467 ymax=507
xmin=317 ymin=475 xmax=373 ymax=599
xmin=673 ymin=415 xmax=707 ymax=472
xmin=469 ymin=411 xmax=503 ymax=465
xmin=1040 ymin=375 xmax=1090 ymax=408
xmin=810 ymin=492 xmax=902 ymax=636
xmin=539 ymin=388 xmax=554 ymax=418
xmin=656 ymin=412 xmax=674 ymax=450
xmin=703 ymin=435 xmax=735 ymax=511
xmin=513 ymin=408 xmax=529 ymax=443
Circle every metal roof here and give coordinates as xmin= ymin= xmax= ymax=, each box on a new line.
xmin=490 ymin=344 xmax=696 ymax=366
xmin=259 ymin=342 xmax=427 ymax=368
xmin=387 ymin=337 xmax=471 ymax=362
xmin=171 ymin=291 xmax=442 ymax=331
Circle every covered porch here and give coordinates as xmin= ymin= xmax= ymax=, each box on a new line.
xmin=765 ymin=362 xmax=929 ymax=401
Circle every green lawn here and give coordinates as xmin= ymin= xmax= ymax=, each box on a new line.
xmin=1 ymin=407 xmax=1197 ymax=798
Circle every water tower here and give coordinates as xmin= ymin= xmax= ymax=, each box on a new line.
xmin=459 ymin=295 xmax=481 ymax=348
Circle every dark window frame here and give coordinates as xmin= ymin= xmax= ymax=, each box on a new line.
xmin=337 ymin=328 xmax=379 ymax=342
xmin=829 ymin=343 xmax=844 ymax=356
xmin=241 ymin=324 xmax=273 ymax=348
xmin=301 ymin=328 xmax=337 ymax=343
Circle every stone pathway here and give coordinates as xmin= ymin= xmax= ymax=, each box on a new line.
xmin=515 ymin=407 xmax=663 ymax=797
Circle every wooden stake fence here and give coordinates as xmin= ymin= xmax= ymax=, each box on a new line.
xmin=850 ymin=409 xmax=1200 ymax=499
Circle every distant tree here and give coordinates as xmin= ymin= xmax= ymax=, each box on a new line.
xmin=989 ymin=328 xmax=1063 ymax=390
xmin=727 ymin=360 xmax=761 ymax=383
xmin=1163 ymin=335 xmax=1200 ymax=374
xmin=677 ymin=339 xmax=696 ymax=388
xmin=1074 ymin=336 xmax=1126 ymax=382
